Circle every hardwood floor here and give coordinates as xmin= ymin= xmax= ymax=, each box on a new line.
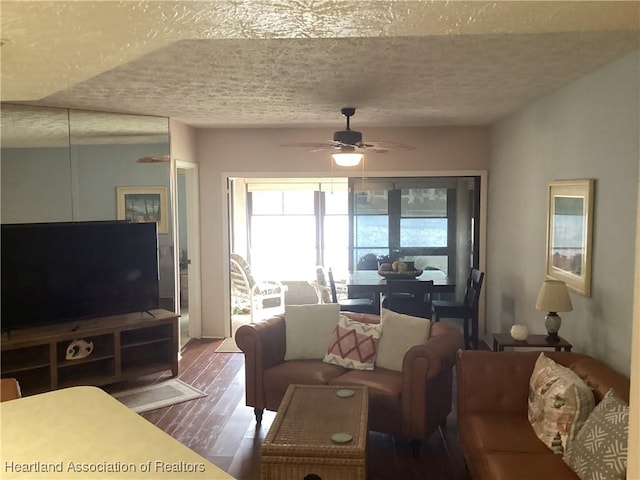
xmin=119 ymin=338 xmax=471 ymax=480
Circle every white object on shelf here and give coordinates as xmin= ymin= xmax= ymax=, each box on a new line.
xmin=510 ymin=324 xmax=529 ymax=341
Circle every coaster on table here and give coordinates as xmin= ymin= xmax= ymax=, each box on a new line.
xmin=331 ymin=432 xmax=353 ymax=444
xmin=336 ymin=389 xmax=355 ymax=398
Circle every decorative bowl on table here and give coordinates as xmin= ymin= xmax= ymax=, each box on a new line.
xmin=377 ymin=269 xmax=423 ymax=279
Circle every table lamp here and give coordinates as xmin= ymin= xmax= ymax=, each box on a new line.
xmin=535 ymin=279 xmax=573 ymax=340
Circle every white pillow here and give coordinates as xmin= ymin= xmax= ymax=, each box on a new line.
xmin=375 ymin=308 xmax=431 ymax=372
xmin=284 ymin=304 xmax=341 ymax=360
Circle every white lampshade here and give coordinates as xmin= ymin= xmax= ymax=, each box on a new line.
xmin=535 ymin=279 xmax=573 ymax=313
xmin=332 ymin=152 xmax=363 ymax=167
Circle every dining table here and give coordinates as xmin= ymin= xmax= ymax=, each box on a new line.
xmin=345 ymin=269 xmax=456 ymax=313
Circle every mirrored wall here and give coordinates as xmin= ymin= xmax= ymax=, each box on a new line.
xmin=0 ymin=103 xmax=175 ymax=308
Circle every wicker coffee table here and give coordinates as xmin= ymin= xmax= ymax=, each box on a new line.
xmin=261 ymin=384 xmax=369 ymax=480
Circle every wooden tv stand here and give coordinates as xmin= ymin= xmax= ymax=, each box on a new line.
xmin=1 ymin=309 xmax=179 ymax=396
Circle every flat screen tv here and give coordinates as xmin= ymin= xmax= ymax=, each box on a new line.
xmin=1 ymin=221 xmax=160 ymax=333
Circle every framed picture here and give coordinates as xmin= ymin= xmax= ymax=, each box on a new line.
xmin=545 ymin=179 xmax=595 ymax=297
xmin=116 ymin=186 xmax=169 ymax=234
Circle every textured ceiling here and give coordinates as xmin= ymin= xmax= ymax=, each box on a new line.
xmin=1 ymin=1 xmax=639 ymax=131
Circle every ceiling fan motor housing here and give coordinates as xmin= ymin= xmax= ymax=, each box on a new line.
xmin=333 ymin=129 xmax=362 ymax=145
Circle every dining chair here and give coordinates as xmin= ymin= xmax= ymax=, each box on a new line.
xmin=382 ymin=279 xmax=434 ymax=319
xmin=431 ymin=268 xmax=484 ymax=349
xmin=328 ymin=268 xmax=377 ymax=314
xmin=311 ymin=265 xmax=348 ymax=303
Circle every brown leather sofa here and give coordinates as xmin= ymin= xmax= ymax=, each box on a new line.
xmin=235 ymin=312 xmax=464 ymax=440
xmin=456 ymin=350 xmax=630 ymax=480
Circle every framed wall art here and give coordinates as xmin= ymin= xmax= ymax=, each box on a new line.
xmin=545 ymin=179 xmax=595 ymax=297
xmin=116 ymin=186 xmax=169 ymax=234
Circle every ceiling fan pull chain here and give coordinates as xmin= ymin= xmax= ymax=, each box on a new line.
xmin=330 ymin=155 xmax=335 ymax=186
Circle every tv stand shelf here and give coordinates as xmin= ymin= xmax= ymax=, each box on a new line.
xmin=1 ymin=309 xmax=179 ymax=396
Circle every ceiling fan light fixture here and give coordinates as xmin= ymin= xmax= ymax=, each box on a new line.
xmin=332 ymin=152 xmax=363 ymax=167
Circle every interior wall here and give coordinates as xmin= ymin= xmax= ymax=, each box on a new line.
xmin=71 ymin=143 xmax=170 ymax=221
xmin=1 ymin=147 xmax=73 ymax=222
xmin=487 ymin=51 xmax=639 ymax=376
xmin=195 ymin=126 xmax=490 ymax=337
xmin=169 ymin=119 xmax=198 ymax=163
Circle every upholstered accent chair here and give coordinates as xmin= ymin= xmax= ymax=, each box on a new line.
xmin=229 ymin=253 xmax=286 ymax=323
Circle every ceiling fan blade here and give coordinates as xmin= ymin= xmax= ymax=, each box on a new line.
xmin=136 ymin=155 xmax=170 ymax=163
xmin=279 ymin=108 xmax=416 ymax=156
xmin=279 ymin=142 xmax=335 ymax=149
xmin=362 ymin=141 xmax=416 ymax=151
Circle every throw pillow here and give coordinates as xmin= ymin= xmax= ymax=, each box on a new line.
xmin=563 ymin=389 xmax=629 ymax=480
xmin=528 ymin=353 xmax=595 ymax=455
xmin=324 ymin=315 xmax=382 ymax=370
xmin=375 ymin=308 xmax=432 ymax=372
xmin=284 ymin=303 xmax=340 ymax=361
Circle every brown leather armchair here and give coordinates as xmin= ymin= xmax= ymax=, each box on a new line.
xmin=235 ymin=312 xmax=464 ymax=441
xmin=1 ymin=378 xmax=22 ymax=402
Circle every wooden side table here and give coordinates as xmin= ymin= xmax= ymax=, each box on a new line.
xmin=492 ymin=333 xmax=573 ymax=352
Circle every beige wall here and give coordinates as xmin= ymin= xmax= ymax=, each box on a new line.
xmin=193 ymin=126 xmax=490 ymax=337
xmin=488 ymin=51 xmax=639 ymax=377
xmin=629 ymin=183 xmax=639 ymax=479
xmin=169 ymin=119 xmax=198 ymax=163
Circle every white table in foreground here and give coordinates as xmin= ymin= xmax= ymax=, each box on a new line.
xmin=0 ymin=386 xmax=234 ymax=479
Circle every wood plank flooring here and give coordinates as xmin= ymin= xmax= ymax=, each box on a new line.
xmin=111 ymin=338 xmax=472 ymax=480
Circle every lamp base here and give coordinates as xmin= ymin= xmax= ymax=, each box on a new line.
xmin=545 ymin=312 xmax=562 ymax=339
xmin=546 ymin=332 xmax=561 ymax=343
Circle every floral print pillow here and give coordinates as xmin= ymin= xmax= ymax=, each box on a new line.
xmin=528 ymin=353 xmax=595 ymax=454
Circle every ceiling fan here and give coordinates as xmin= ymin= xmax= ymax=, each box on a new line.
xmin=280 ymin=107 xmax=415 ymax=166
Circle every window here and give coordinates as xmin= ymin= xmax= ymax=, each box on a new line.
xmin=322 ymin=189 xmax=349 ymax=279
xmin=232 ymin=176 xmax=480 ymax=283
xmin=249 ymin=190 xmax=317 ymax=280
xmin=353 ymin=188 xmax=389 ymax=269
xmin=350 ymin=177 xmax=480 ymax=277
xmin=242 ymin=179 xmax=349 ymax=281
xmin=399 ymin=187 xmax=449 ymax=272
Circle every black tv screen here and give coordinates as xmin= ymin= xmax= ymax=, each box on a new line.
xmin=1 ymin=221 xmax=160 ymax=332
